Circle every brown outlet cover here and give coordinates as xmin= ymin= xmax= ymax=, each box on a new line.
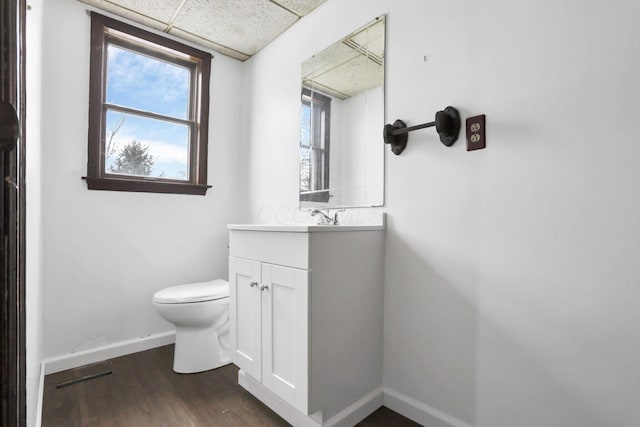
xmin=466 ymin=114 xmax=486 ymax=151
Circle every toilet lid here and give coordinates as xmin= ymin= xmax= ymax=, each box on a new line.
xmin=152 ymin=279 xmax=229 ymax=304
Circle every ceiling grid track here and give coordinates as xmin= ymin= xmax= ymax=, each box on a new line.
xmin=268 ymin=0 xmax=303 ymax=18
xmin=165 ymin=0 xmax=189 ymax=32
xmin=342 ymin=39 xmax=383 ymax=66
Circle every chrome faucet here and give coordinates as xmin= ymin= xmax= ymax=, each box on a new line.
xmin=311 ymin=209 xmax=344 ymax=225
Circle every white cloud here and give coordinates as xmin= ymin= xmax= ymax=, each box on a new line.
xmin=147 ymin=141 xmax=189 ymax=165
xmin=108 ymin=133 xmax=188 ymax=165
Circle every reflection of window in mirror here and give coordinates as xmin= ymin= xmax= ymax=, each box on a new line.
xmin=300 ymin=88 xmax=331 ymax=202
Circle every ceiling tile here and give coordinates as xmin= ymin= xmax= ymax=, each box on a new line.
xmin=302 ymin=17 xmax=385 ymax=99
xmin=79 ymin=0 xmax=181 ymax=27
xmin=271 ymin=0 xmax=326 ymax=16
xmin=172 ymin=0 xmax=298 ymax=56
xmin=312 ymin=55 xmax=383 ymax=99
xmin=302 ymin=43 xmax=359 ymax=81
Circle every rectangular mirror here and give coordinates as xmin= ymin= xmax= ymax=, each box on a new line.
xmin=299 ymin=16 xmax=385 ymax=209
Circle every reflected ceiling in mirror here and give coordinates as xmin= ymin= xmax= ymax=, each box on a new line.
xmin=299 ymin=16 xmax=385 ymax=209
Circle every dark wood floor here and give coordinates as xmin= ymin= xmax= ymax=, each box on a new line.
xmin=42 ymin=345 xmax=421 ymax=427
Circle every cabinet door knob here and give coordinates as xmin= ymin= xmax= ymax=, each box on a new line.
xmin=249 ymin=281 xmax=258 ymax=288
xmin=260 ymin=284 xmax=269 ymax=291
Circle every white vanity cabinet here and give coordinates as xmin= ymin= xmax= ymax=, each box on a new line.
xmin=229 ymin=256 xmax=309 ymax=413
xmin=227 ymin=224 xmax=385 ymax=427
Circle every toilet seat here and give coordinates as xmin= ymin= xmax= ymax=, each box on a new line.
xmin=153 ymin=279 xmax=229 ymax=304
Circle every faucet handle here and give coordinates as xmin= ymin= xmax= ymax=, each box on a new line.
xmin=311 ymin=209 xmax=331 ymax=224
xmin=332 ymin=209 xmax=346 ymax=225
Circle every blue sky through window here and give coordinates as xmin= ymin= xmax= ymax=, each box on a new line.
xmin=301 ymin=103 xmax=311 ymax=146
xmin=105 ymin=44 xmax=191 ymax=180
xmin=300 ymin=102 xmax=311 ymax=190
xmin=106 ymin=45 xmax=190 ymax=118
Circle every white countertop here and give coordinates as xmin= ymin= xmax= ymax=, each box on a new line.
xmin=227 ymin=223 xmax=385 ymax=232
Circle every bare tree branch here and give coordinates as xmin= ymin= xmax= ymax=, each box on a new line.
xmin=106 ymin=116 xmax=125 ymax=156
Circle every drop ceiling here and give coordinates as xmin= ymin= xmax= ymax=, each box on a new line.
xmin=78 ymin=0 xmax=327 ymax=61
xmin=302 ymin=18 xmax=384 ymax=100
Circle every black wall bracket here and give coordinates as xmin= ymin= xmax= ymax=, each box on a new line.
xmin=0 ymin=103 xmax=19 ymax=153
xmin=383 ymin=106 xmax=461 ymax=155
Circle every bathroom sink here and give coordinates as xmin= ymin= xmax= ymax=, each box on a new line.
xmin=228 ymin=212 xmax=385 ymax=232
xmin=226 ymin=223 xmax=385 ymax=232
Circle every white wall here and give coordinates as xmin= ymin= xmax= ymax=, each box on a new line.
xmin=244 ymin=1 xmax=640 ymax=426
xmin=26 ymin=1 xmax=44 ymax=425
xmin=334 ymin=86 xmax=383 ymax=207
xmin=40 ymin=0 xmax=247 ymax=358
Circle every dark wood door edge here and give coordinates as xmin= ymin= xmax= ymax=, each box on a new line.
xmin=1 ymin=0 xmax=27 ymax=426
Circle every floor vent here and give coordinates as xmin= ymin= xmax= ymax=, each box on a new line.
xmin=56 ymin=370 xmax=113 ymax=389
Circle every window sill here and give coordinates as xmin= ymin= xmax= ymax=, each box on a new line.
xmin=300 ymin=190 xmax=330 ymax=203
xmin=82 ymin=176 xmax=211 ymax=196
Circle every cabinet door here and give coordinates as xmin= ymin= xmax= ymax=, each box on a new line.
xmin=229 ymin=257 xmax=262 ymax=380
xmin=261 ymin=263 xmax=309 ymax=414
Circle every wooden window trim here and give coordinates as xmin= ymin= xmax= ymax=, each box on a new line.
xmin=300 ymin=88 xmax=331 ymax=203
xmin=85 ymin=12 xmax=212 ymax=196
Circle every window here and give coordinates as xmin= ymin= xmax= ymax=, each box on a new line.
xmin=85 ymin=13 xmax=211 ymax=195
xmin=300 ymin=88 xmax=331 ymax=202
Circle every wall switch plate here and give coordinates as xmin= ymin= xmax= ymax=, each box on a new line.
xmin=466 ymin=114 xmax=486 ymax=151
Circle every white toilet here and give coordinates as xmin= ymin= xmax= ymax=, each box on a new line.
xmin=152 ymin=279 xmax=231 ymax=374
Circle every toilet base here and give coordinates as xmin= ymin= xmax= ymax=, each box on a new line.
xmin=173 ymin=323 xmax=231 ymax=374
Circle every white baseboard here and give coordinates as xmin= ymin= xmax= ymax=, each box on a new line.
xmin=325 ymin=386 xmax=383 ymax=427
xmin=239 ymin=370 xmax=320 ymax=427
xmin=383 ymin=387 xmax=473 ymax=427
xmin=238 ymin=370 xmax=382 ymax=427
xmin=43 ymin=331 xmax=176 ymax=375
xmin=35 ymin=361 xmax=45 ymax=427
xmin=238 ymin=369 xmax=320 ymax=427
